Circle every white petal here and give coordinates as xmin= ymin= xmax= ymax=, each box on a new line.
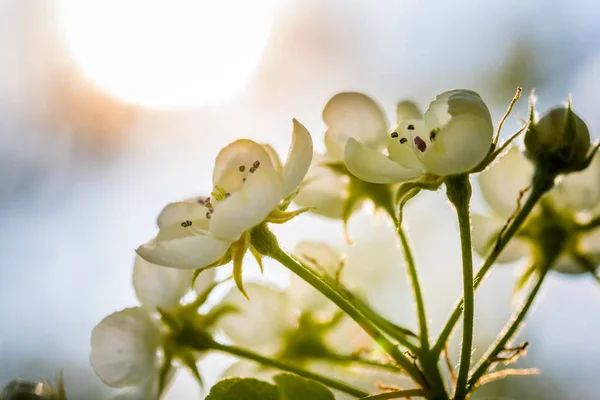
xmin=262 ymin=144 xmax=283 ymax=170
xmin=219 ymin=283 xmax=291 ymax=350
xmin=294 ymin=153 xmax=348 ymax=218
xmin=136 ymin=226 xmax=230 ymax=269
xmin=193 ymin=267 xmax=217 ymax=296
xmin=212 ymin=139 xmax=276 ymax=193
xmin=209 ymin=169 xmax=284 ymax=241
xmin=288 ymin=273 xmax=334 ymax=315
xmin=396 ymin=100 xmax=423 ymax=123
xmin=387 ymin=120 xmax=426 ymax=169
xmin=90 ymin=308 xmax=160 ymax=388
xmin=552 ymin=254 xmax=587 ymax=274
xmin=344 ymin=138 xmax=423 ymax=184
xmin=478 ymin=147 xmax=535 ymax=218
xmin=223 ymin=361 xmax=276 ymax=381
xmin=471 ymin=213 xmax=529 ymax=263
xmin=579 ymin=227 xmax=600 ymax=262
xmin=133 ymin=255 xmax=194 ymax=310
xmin=551 ymin=152 xmax=600 ymax=211
xmin=157 ymin=199 xmax=211 ymax=229
xmin=282 ymin=119 xmax=314 ymax=197
xmin=293 ymin=241 xmax=342 ymax=279
xmin=324 ymin=316 xmax=374 ymax=355
xmin=323 ymin=92 xmax=389 ymax=160
xmin=422 ymin=90 xmax=494 ymax=176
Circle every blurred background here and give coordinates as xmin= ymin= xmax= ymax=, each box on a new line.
xmin=1 ymin=0 xmax=600 ymax=398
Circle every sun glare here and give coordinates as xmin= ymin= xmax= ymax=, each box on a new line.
xmin=57 ymin=0 xmax=275 ymax=108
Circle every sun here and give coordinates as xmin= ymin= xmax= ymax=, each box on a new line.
xmin=57 ymin=0 xmax=275 ymax=109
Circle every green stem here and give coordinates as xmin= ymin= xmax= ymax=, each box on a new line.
xmin=398 ymin=226 xmax=430 ymax=351
xmin=208 ymin=341 xmax=369 ymax=398
xmin=269 ymin=247 xmax=427 ymax=387
xmin=445 ymin=175 xmax=474 ymax=400
xmin=467 ymin=269 xmax=548 ymax=392
xmin=360 ymin=389 xmax=430 ymax=399
xmin=431 ymin=172 xmax=553 ymax=357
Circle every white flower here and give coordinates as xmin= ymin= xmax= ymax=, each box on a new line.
xmin=90 ymin=256 xmax=216 ymax=397
xmin=137 ymin=120 xmax=313 ymax=269
xmin=295 ymin=93 xmax=421 ymax=217
xmin=344 ymin=89 xmax=494 ymax=184
xmin=473 ymin=147 xmax=600 ymax=274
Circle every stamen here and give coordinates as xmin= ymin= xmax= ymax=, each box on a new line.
xmin=205 ymin=212 xmax=212 ymax=219
xmin=239 ymin=165 xmax=245 ymax=172
xmin=391 ymin=132 xmax=399 ymax=138
xmin=249 ymin=167 xmax=256 ymax=173
xmin=225 ymin=193 xmax=231 ymax=198
xmin=399 ymin=138 xmax=408 ymax=144
xmin=243 ymin=177 xmax=247 ymax=182
xmin=407 ymin=124 xmax=415 ymax=130
xmin=180 ymin=220 xmax=192 ymax=227
xmin=197 ymin=198 xmax=206 ymax=205
xmin=414 ymin=136 xmax=427 ymax=152
xmin=253 ymin=160 xmax=260 ymax=168
xmin=430 ymin=129 xmax=438 ymax=141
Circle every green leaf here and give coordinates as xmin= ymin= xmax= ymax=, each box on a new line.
xmin=274 ymin=374 xmax=335 ymax=400
xmin=206 ymin=378 xmax=279 ymax=400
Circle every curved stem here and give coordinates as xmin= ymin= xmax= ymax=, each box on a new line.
xmin=445 ymin=175 xmax=474 ymax=400
xmin=398 ymin=226 xmax=430 ymax=351
xmin=269 ymin=247 xmax=428 ymax=388
xmin=208 ymin=341 xmax=369 ymax=398
xmin=431 ymin=177 xmax=551 ymax=357
xmin=467 ymin=269 xmax=548 ymax=392
xmin=360 ymin=389 xmax=429 ymax=399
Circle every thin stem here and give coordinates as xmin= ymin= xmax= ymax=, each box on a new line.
xmin=467 ymin=270 xmax=548 ymax=392
xmin=360 ymin=389 xmax=429 ymax=399
xmin=269 ymin=247 xmax=428 ymax=388
xmin=398 ymin=226 xmax=430 ymax=351
xmin=445 ymin=175 xmax=474 ymax=400
xmin=578 ymin=215 xmax=600 ymax=232
xmin=208 ymin=341 xmax=369 ymax=398
xmin=327 ymin=353 xmax=403 ymax=372
xmin=431 ymin=178 xmax=551 ymax=357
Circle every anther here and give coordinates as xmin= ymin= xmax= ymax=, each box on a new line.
xmin=243 ymin=177 xmax=247 ymax=182
xmin=414 ymin=136 xmax=427 ymax=152
xmin=225 ymin=193 xmax=231 ymax=198
xmin=399 ymin=138 xmax=408 ymax=144
xmin=180 ymin=220 xmax=192 ymax=227
xmin=239 ymin=165 xmax=245 ymax=172
xmin=430 ymin=130 xmax=437 ymax=141
xmin=249 ymin=167 xmax=256 ymax=173
xmin=407 ymin=124 xmax=415 ymax=130
xmin=205 ymin=212 xmax=212 ymax=219
xmin=391 ymin=132 xmax=399 ymax=138
xmin=253 ymin=160 xmax=260 ymax=168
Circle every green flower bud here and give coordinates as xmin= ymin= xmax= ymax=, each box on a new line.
xmin=0 ymin=380 xmax=58 ymax=400
xmin=524 ymin=103 xmax=591 ymax=174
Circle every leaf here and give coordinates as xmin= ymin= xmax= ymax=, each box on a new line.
xmin=206 ymin=378 xmax=279 ymax=400
xmin=273 ymin=374 xmax=335 ymax=400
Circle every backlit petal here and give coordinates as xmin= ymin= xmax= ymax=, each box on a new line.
xmin=157 ymin=198 xmax=211 ymax=229
xmin=209 ymin=169 xmax=284 ymax=241
xmin=551 ymin=152 xmax=600 ymax=212
xmin=293 ymin=241 xmax=342 ymax=279
xmin=133 ymin=255 xmax=193 ymax=310
xmin=387 ymin=120 xmax=425 ymax=169
xmin=472 ymin=213 xmax=529 ymax=263
xmin=193 ymin=268 xmax=217 ymax=296
xmin=344 ymin=138 xmax=423 ymax=184
xmin=282 ymin=119 xmax=314 ymax=197
xmin=479 ymin=147 xmax=534 ymax=218
xmin=90 ymin=308 xmax=160 ymax=388
xmin=396 ymin=100 xmax=422 ymax=123
xmin=323 ymin=92 xmax=389 ymax=160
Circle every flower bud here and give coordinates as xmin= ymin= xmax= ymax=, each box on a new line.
xmin=0 ymin=379 xmax=55 ymax=400
xmin=524 ymin=104 xmax=591 ymax=174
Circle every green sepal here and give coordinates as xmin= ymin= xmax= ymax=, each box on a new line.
xmin=274 ymin=374 xmax=335 ymax=400
xmin=206 ymin=378 xmax=279 ymax=400
xmin=232 ymin=231 xmax=252 ymax=300
xmin=266 ymin=207 xmax=314 ymax=224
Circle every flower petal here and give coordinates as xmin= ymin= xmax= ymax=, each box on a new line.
xmin=294 ymin=153 xmax=348 ymax=218
xmin=209 ymin=169 xmax=284 ymax=241
xmin=136 ymin=226 xmax=230 ymax=269
xmin=551 ymin=152 xmax=600 ymax=212
xmin=133 ymin=255 xmax=194 ymax=310
xmin=281 ymin=119 xmax=314 ymax=197
xmin=219 ymin=283 xmax=291 ymax=350
xmin=323 ymin=92 xmax=389 ymax=160
xmin=344 ymin=138 xmax=423 ymax=184
xmin=262 ymin=144 xmax=283 ymax=170
xmin=193 ymin=267 xmax=217 ymax=296
xmin=422 ymin=90 xmax=493 ymax=176
xmin=213 ymin=139 xmax=276 ymax=193
xmin=387 ymin=120 xmax=425 ymax=169
xmin=157 ymin=198 xmax=211 ymax=229
xmin=293 ymin=241 xmax=342 ymax=279
xmin=90 ymin=308 xmax=160 ymax=388
xmin=396 ymin=99 xmax=422 ymax=123
xmin=579 ymin=227 xmax=600 ymax=262
xmin=478 ymin=147 xmax=535 ymax=218
xmin=471 ymin=213 xmax=529 ymax=263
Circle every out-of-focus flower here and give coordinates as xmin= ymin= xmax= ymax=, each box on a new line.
xmin=136 ymin=120 xmax=313 ymax=270
xmin=344 ymin=90 xmax=493 ymax=183
xmin=90 ymin=256 xmax=216 ymax=398
xmin=473 ymin=147 xmax=600 ymax=276
xmin=295 ymin=93 xmax=421 ymax=218
xmin=524 ymin=102 xmax=591 ymax=174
